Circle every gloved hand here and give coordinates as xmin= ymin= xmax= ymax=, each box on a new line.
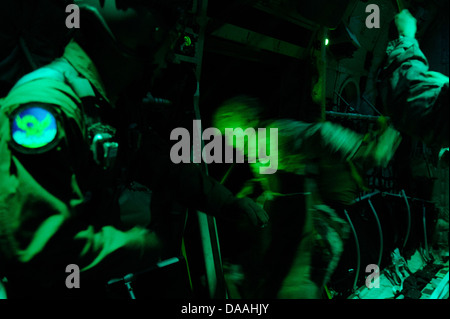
xmin=353 ymin=120 xmax=402 ymax=168
xmin=225 ymin=197 xmax=269 ymax=229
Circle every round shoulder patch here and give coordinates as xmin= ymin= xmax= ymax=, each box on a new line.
xmin=10 ymin=104 xmax=59 ymax=152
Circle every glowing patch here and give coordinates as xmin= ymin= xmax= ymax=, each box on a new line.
xmin=11 ymin=106 xmax=58 ymax=149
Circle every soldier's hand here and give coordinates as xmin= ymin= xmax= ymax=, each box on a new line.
xmin=229 ymin=197 xmax=269 ymax=228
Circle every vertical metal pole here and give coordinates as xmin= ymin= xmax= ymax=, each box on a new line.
xmin=401 ymin=189 xmax=411 ymax=251
xmin=344 ymin=210 xmax=361 ymax=293
xmin=422 ymin=203 xmax=430 ymax=260
xmin=368 ymin=199 xmax=383 ymax=270
xmin=319 ymin=26 xmax=328 ymax=121
xmin=191 ymin=0 xmax=227 ymax=299
xmin=194 ymin=0 xmax=208 ymax=82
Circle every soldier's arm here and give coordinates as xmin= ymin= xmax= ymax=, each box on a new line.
xmin=378 ymin=10 xmax=449 ymax=147
xmin=134 ymin=128 xmax=269 ymax=228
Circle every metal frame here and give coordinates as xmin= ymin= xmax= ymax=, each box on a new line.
xmin=189 ymin=0 xmax=228 ymax=299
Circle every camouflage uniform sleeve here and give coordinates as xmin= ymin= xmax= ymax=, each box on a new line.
xmin=269 ymin=119 xmax=363 ymax=163
xmin=379 ymin=37 xmax=449 ymax=147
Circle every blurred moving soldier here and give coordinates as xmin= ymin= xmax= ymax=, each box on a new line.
xmin=0 ymin=0 xmax=268 ymax=299
xmin=213 ymin=96 xmax=401 ymax=298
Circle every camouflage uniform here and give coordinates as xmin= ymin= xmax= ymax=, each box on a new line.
xmin=379 ymin=37 xmax=449 ymax=148
xmin=0 ymin=41 xmax=260 ymax=298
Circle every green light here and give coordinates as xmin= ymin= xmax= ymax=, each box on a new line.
xmin=325 ymin=38 xmax=329 ymax=46
xmin=184 ymin=36 xmax=192 ymax=47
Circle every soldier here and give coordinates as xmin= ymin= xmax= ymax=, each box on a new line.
xmin=212 ymin=95 xmax=400 ymax=298
xmin=0 ymin=0 xmax=268 ymax=299
xmin=378 ymin=9 xmax=449 ymax=149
